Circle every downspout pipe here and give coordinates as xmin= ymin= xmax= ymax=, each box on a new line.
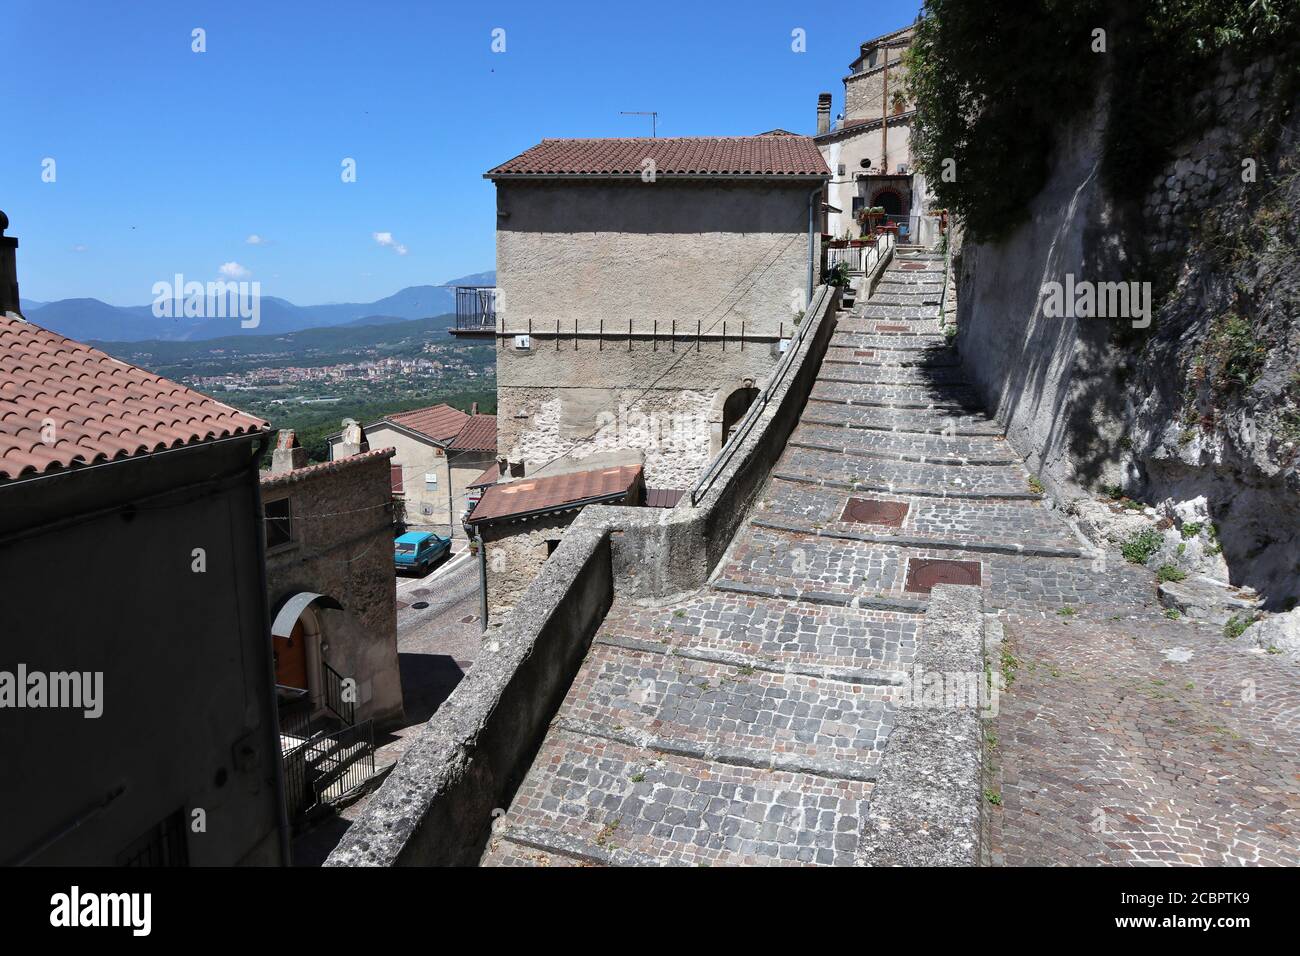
xmin=475 ymin=526 xmax=489 ymax=632
xmin=806 ymin=184 xmax=824 ymax=308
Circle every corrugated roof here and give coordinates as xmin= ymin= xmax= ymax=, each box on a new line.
xmin=385 ymin=403 xmax=469 ymax=443
xmin=468 ymin=464 xmax=642 ymax=525
xmin=449 ymin=413 xmax=496 ymax=453
xmin=0 ymin=314 xmax=267 ymax=482
xmin=486 ymin=137 xmax=830 ymax=179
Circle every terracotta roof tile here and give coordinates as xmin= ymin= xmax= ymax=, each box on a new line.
xmin=486 ymin=137 xmax=830 ymax=179
xmin=467 ymin=462 xmax=502 ymax=489
xmin=467 ymin=464 xmax=642 ymax=525
xmin=0 ymin=314 xmax=268 ymax=482
xmin=385 ymin=403 xmax=469 ymax=443
xmin=449 ymin=413 xmax=497 ymax=453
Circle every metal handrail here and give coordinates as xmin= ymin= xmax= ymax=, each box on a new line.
xmin=937 ymin=232 xmax=953 ymax=326
xmin=687 ymin=232 xmax=895 ymax=506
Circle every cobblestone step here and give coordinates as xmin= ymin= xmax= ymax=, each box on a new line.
xmin=814 ymin=364 xmax=970 ymax=386
xmin=598 ymin=593 xmax=917 ymax=676
xmin=801 ymin=402 xmax=1002 ymax=435
xmin=772 ymin=469 xmax=1041 ymax=501
xmin=717 ymin=524 xmax=1146 ymax=613
xmin=824 ymin=345 xmax=959 ymax=368
xmin=832 ymin=325 xmax=947 ymax=343
xmin=482 ymin=733 xmax=874 ymax=866
xmin=869 ymin=292 xmax=941 ymax=307
xmin=809 ymin=381 xmax=983 ymax=410
xmin=554 ymin=644 xmax=896 ymax=779
xmin=778 ymin=445 xmax=1034 ymax=497
xmin=750 ymin=514 xmax=1087 ymax=560
xmin=791 ymin=423 xmax=1017 ymax=464
xmin=858 ymin=304 xmax=941 ymax=320
xmin=760 ymin=478 xmax=1082 ymax=553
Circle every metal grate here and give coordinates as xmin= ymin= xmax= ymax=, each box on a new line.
xmin=841 ymin=497 xmax=909 ymax=527
xmin=904 ymin=558 xmax=982 ymax=594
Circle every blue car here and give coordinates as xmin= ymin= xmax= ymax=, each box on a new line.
xmin=394 ymin=531 xmax=451 ymax=575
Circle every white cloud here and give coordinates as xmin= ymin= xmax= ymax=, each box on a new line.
xmin=245 ymin=234 xmax=271 ymax=246
xmin=219 ymin=261 xmax=251 ymax=279
xmin=71 ymin=243 xmax=88 ymax=253
xmin=373 ymin=231 xmax=408 ymax=255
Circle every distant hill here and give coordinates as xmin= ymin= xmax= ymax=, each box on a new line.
xmin=91 ymin=313 xmax=460 ymax=366
xmin=22 ymin=270 xmax=495 ymax=342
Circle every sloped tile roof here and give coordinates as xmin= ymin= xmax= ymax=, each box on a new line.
xmin=0 ymin=314 xmax=267 ymax=482
xmin=260 ymin=446 xmax=396 ymax=491
xmin=467 ymin=464 xmax=642 ymax=525
xmin=486 ymin=137 xmax=830 ymax=179
xmin=385 ymin=403 xmax=469 ymax=443
xmin=449 ymin=413 xmax=497 ymax=453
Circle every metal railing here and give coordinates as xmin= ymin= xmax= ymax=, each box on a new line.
xmin=322 ymin=660 xmax=354 ymax=727
xmin=282 ymin=719 xmax=376 ymax=821
xmin=455 ymin=286 xmax=497 ymax=332
xmin=938 ymin=232 xmax=953 ymax=327
xmin=688 ymin=233 xmax=895 ymax=506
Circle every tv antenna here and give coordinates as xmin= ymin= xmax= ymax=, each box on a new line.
xmin=620 ymin=111 xmax=659 ymax=137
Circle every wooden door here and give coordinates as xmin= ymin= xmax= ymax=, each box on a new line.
xmin=274 ymin=618 xmax=309 ymax=689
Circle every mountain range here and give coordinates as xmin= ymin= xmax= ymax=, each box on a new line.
xmin=19 ymin=270 xmax=495 ymax=342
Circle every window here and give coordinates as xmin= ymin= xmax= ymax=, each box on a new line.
xmin=390 ymin=464 xmax=404 ymax=494
xmin=851 ymin=196 xmax=865 ymax=217
xmin=264 ymin=497 xmax=292 ymax=550
xmin=425 ymin=472 xmax=438 ymax=491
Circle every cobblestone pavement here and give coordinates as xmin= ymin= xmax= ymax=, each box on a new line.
xmin=481 ymin=249 xmax=1299 ymax=866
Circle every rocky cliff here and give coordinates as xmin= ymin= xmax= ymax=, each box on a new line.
xmin=954 ymin=56 xmax=1299 ymax=612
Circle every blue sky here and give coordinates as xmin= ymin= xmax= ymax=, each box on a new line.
xmin=4 ymin=0 xmax=922 ymax=305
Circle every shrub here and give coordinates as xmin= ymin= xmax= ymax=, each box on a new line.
xmin=1156 ymin=563 xmax=1187 ymax=583
xmin=1180 ymin=521 xmax=1203 ymax=540
xmin=1121 ymin=528 xmax=1163 ymax=564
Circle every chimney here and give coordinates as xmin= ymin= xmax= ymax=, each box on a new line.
xmin=0 ymin=211 xmax=20 ymax=318
xmin=471 ymin=401 xmax=479 ymax=415
xmin=816 ymin=93 xmax=832 ymax=136
xmin=336 ymin=418 xmax=369 ymax=459
xmin=271 ymin=429 xmax=308 ymax=474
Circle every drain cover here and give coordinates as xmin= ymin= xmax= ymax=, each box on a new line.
xmin=876 ymin=324 xmax=909 ymax=332
xmin=841 ymin=497 xmax=909 ymax=527
xmin=854 ymin=350 xmax=876 ymax=358
xmin=904 ymin=559 xmax=982 ymax=594
xmin=902 ymin=263 xmax=929 ymax=271
xmin=412 ymin=601 xmax=430 ymax=610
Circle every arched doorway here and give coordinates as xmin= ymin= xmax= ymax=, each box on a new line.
xmin=871 ymin=188 xmax=904 ymax=218
xmin=271 ymin=592 xmax=341 ymax=715
xmin=721 ymin=386 xmax=760 ymax=446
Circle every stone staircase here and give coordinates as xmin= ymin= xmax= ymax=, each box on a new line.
xmin=478 ymin=250 xmax=1289 ymax=867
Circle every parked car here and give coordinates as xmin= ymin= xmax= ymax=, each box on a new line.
xmin=394 ymin=531 xmax=451 ymax=575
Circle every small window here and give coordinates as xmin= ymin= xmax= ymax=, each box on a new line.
xmin=265 ymin=497 xmax=292 ymax=550
xmin=117 ymin=808 xmax=189 ymax=866
xmin=390 ymin=464 xmax=404 ymax=494
xmin=425 ymin=472 xmax=438 ymax=491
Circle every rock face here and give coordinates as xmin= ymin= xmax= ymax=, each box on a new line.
xmin=1243 ymin=607 xmax=1300 ymax=659
xmin=956 ymin=56 xmax=1300 ymax=612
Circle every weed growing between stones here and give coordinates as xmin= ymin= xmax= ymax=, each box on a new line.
xmin=1156 ymin=563 xmax=1188 ymax=583
xmin=1121 ymin=528 xmax=1163 ymax=564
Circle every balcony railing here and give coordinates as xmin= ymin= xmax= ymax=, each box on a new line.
xmin=455 ymin=286 xmax=497 ymax=333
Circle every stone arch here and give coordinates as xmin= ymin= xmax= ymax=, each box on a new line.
xmin=870 ymin=187 xmax=905 ymax=217
xmin=709 ymin=380 xmax=760 ymax=458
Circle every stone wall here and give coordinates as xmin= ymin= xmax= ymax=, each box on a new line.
xmin=844 ymin=46 xmax=911 ymax=122
xmin=262 ymin=449 xmax=403 ymax=726
xmin=482 ymin=511 xmax=574 ymax=619
xmin=495 ymin=179 xmax=815 ymax=338
xmin=496 ymin=340 xmax=781 ymax=488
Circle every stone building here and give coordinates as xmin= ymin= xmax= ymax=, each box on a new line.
xmin=466 ymin=457 xmax=645 ymax=621
xmin=484 ymin=135 xmax=830 ymax=490
xmin=0 ymin=213 xmax=286 ymax=866
xmin=815 ymin=25 xmax=939 ymax=246
xmin=327 ymin=402 xmax=496 ymax=540
xmin=262 ymin=431 xmax=403 ymax=731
